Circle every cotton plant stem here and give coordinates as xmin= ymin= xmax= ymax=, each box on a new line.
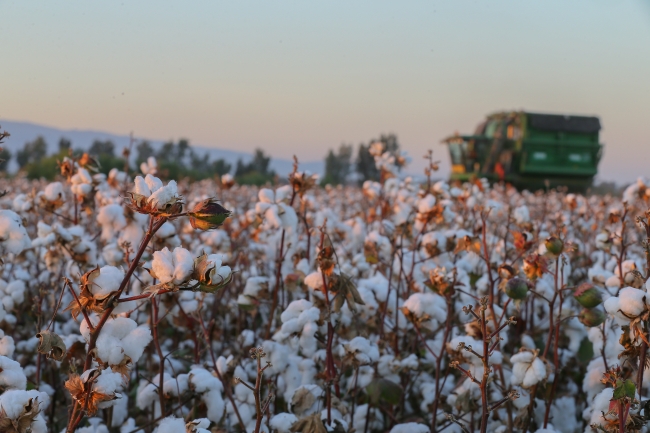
xmin=66 ymin=216 xmax=167 ymax=433
xmin=197 ymin=312 xmax=246 ymax=431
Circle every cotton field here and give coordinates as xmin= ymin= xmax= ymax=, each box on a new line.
xmin=1 ymin=147 xmax=650 ymax=433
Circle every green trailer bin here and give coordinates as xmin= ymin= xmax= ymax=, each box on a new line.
xmin=443 ymin=111 xmax=603 ymax=192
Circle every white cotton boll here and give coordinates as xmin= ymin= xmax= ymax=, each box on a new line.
xmin=12 ymin=194 xmax=33 ymax=212
xmin=189 ymin=367 xmax=222 ymax=394
xmin=389 ymin=422 xmax=430 ymax=433
xmin=133 ymin=176 xmax=152 ymax=197
xmin=163 ymin=374 xmax=189 ymax=397
xmin=171 ymin=247 xmax=194 ymax=284
xmin=0 ymin=355 xmax=27 ymax=389
xmin=270 ymin=413 xmax=298 ymax=433
xmin=0 ymin=390 xmax=49 ymax=433
xmin=203 ymin=388 xmax=225 ymax=423
xmin=43 ymin=182 xmax=64 ymax=202
xmin=111 ymin=392 xmax=129 ymax=427
xmin=343 ymin=337 xmax=380 ymax=365
xmin=97 ymin=204 xmax=127 ymax=241
xmin=403 ymin=293 xmax=447 ymax=328
xmin=258 ymin=188 xmax=275 ymax=203
xmin=149 ymin=180 xmax=178 ymax=209
xmin=90 ymin=266 xmax=125 ymax=298
xmin=417 ymin=194 xmax=436 ymax=213
xmin=152 ymin=248 xmax=175 ymax=284
xmin=103 ymin=243 xmax=124 ymax=266
xmin=144 ymin=174 xmax=163 ymax=193
xmin=94 ymin=370 xmax=124 ymax=409
xmin=6 ymin=280 xmax=25 ymax=305
xmin=0 ymin=332 xmax=15 ymax=357
xmin=304 ymin=272 xmax=323 ymax=291
xmin=0 ymin=210 xmax=32 ymax=256
xmin=154 ymin=417 xmax=186 ymax=433
xmin=514 ymin=205 xmax=530 ymax=224
xmin=121 ymin=326 xmax=153 ymax=363
xmin=587 ymin=388 xmax=614 ymax=428
xmin=617 ymin=287 xmax=646 ymax=317
xmin=136 ymin=381 xmax=160 ymax=410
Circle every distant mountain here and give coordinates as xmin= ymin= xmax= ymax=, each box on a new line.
xmin=0 ymin=120 xmax=323 ymax=176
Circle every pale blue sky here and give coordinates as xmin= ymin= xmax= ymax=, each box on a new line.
xmin=1 ymin=1 xmax=649 ymax=181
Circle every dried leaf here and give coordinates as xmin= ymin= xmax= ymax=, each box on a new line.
xmin=289 ymin=414 xmax=327 ymax=433
xmin=36 ymin=330 xmax=67 ymax=361
xmin=291 ymin=387 xmax=317 ymax=417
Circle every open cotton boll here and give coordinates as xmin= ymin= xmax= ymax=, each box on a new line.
xmin=389 ymin=422 xmax=430 ymax=433
xmin=0 ymin=330 xmax=15 ymax=357
xmin=0 ymin=210 xmax=31 ymax=256
xmin=97 ymin=204 xmax=127 ymax=241
xmin=514 ymin=205 xmax=530 ymax=224
xmin=144 ymin=174 xmax=163 ymax=193
xmin=0 ymin=355 xmax=27 ymax=390
xmin=94 ymin=370 xmax=125 ymax=409
xmin=151 ymin=247 xmax=194 ymax=285
xmin=154 ymin=417 xmax=186 ymax=433
xmin=342 ymin=337 xmax=380 ymax=365
xmin=617 ymin=287 xmax=646 ymax=317
xmin=0 ymin=389 xmax=50 ymax=433
xmin=90 ymin=266 xmax=125 ymax=298
xmin=269 ymin=413 xmax=298 ymax=433
xmin=402 ymin=293 xmax=447 ymax=328
xmin=510 ymin=351 xmax=548 ymax=388
xmin=417 ymin=194 xmax=436 ymax=213
xmin=149 ymin=180 xmax=178 ymax=209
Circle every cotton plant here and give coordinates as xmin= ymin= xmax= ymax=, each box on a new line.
xmin=4 ymin=146 xmax=650 ymax=433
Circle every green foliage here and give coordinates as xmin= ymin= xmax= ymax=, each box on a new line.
xmin=88 ymin=140 xmax=116 ymax=157
xmin=16 ymin=136 xmax=48 ymax=168
xmin=25 ymin=153 xmax=62 ymax=180
xmin=150 ymin=139 xmax=234 ymax=181
xmin=235 ymin=148 xmax=275 ymax=185
xmin=135 ymin=140 xmax=155 ymax=164
xmin=321 ymin=144 xmax=353 ymax=186
xmin=58 ymin=137 xmax=72 ymax=153
xmin=96 ymin=154 xmax=127 ymax=175
xmin=366 ymin=378 xmax=402 ymax=405
xmin=0 ymin=148 xmax=11 ymax=171
xmin=355 ymin=143 xmax=379 ymax=184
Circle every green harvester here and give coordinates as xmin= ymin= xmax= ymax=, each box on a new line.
xmin=442 ymin=111 xmax=603 ymax=192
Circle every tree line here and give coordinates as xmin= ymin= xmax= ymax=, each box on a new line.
xmin=0 ymin=132 xmax=402 ymax=185
xmin=321 ymin=133 xmax=400 ymax=185
xmin=0 ymin=136 xmax=276 ymax=185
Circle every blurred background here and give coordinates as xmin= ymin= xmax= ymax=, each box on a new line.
xmin=1 ymin=0 xmax=649 ymax=185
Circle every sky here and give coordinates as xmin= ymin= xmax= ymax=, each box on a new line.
xmin=1 ymin=0 xmax=649 ymax=182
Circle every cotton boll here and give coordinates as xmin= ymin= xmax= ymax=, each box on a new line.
xmin=152 ymin=247 xmax=175 ymax=284
xmin=0 ymin=210 xmax=31 ymax=256
xmin=90 ymin=266 xmax=125 ymax=298
xmin=154 ymin=417 xmax=186 ymax=433
xmin=0 ymin=331 xmax=15 ymax=357
xmin=97 ymin=204 xmax=127 ymax=241
xmin=121 ymin=325 xmax=153 ymax=363
xmin=270 ymin=413 xmax=298 ymax=433
xmin=389 ymin=422 xmax=430 ymax=433
xmin=0 ymin=355 xmax=27 ymax=389
xmin=618 ymin=287 xmax=646 ymax=317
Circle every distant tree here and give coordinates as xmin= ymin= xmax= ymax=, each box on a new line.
xmin=0 ymin=148 xmax=11 ymax=171
xmin=355 ymin=143 xmax=379 ymax=184
xmin=235 ymin=148 xmax=275 ymax=185
xmin=16 ymin=136 xmax=48 ymax=168
xmin=355 ymin=133 xmax=400 ymax=183
xmin=136 ymin=140 xmax=155 ymax=164
xmin=58 ymin=137 xmax=72 ymax=153
xmin=88 ymin=140 xmax=115 ymax=157
xmin=322 ymin=144 xmax=353 ymax=185
xmin=157 ymin=138 xmax=190 ymax=163
xmin=211 ymin=159 xmax=232 ymax=176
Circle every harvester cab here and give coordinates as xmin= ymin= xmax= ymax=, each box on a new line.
xmin=442 ymin=111 xmax=603 ymax=192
